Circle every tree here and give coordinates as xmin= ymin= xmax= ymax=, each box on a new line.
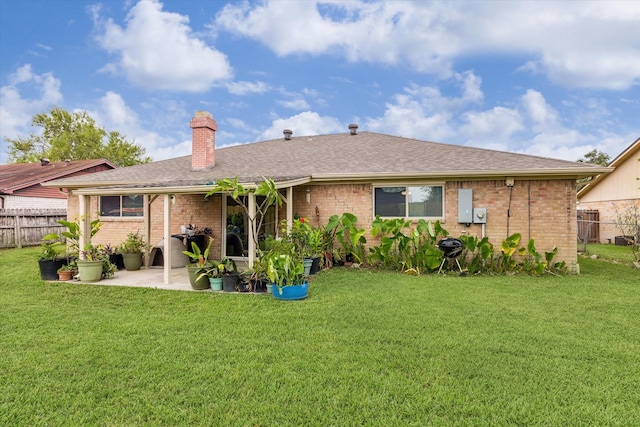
xmin=576 ymin=149 xmax=611 ymax=191
xmin=5 ymin=107 xmax=151 ymax=166
xmin=577 ymin=149 xmax=610 ymax=166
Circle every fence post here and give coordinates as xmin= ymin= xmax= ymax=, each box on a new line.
xmin=584 ymin=219 xmax=589 ymax=253
xmin=14 ymin=214 xmax=22 ymax=249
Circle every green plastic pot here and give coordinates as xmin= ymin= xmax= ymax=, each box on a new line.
xmin=77 ymin=260 xmax=103 ymax=282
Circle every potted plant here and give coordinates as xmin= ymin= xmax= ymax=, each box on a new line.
xmin=77 ymin=242 xmax=105 ymax=282
xmin=198 ymin=260 xmax=223 ymax=291
xmin=219 ymin=257 xmax=239 ymax=292
xmin=119 ymin=231 xmax=148 ymax=271
xmin=38 ymin=233 xmax=66 ymax=280
xmin=265 ymin=239 xmax=308 ymax=300
xmin=57 ymin=262 xmax=76 ymax=281
xmin=247 ymin=254 xmax=268 ymax=292
xmin=104 ymin=244 xmax=124 ymax=270
xmin=182 ymin=236 xmax=214 ymax=290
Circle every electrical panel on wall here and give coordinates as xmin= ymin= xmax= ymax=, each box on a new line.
xmin=458 ymin=189 xmax=473 ymax=224
xmin=473 ymin=208 xmax=487 ymax=224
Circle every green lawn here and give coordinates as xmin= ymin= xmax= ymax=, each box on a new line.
xmin=582 ymin=242 xmax=638 ymax=264
xmin=1 ymin=247 xmax=639 ymax=426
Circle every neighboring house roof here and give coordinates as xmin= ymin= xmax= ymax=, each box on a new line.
xmin=43 ymin=132 xmax=611 ymax=194
xmin=577 ymin=137 xmax=640 ymax=199
xmin=0 ymin=159 xmax=117 ymax=197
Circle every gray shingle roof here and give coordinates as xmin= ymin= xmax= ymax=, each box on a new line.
xmin=44 ymin=132 xmax=609 ymax=191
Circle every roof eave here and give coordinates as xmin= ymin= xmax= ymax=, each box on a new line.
xmin=312 ymin=167 xmax=613 ymax=182
xmin=69 ymin=177 xmax=312 ymax=196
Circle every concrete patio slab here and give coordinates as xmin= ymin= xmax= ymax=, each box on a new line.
xmin=62 ymin=267 xmax=195 ymax=291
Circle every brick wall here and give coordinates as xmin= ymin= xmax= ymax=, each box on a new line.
xmin=68 ymin=177 xmax=579 ymax=271
xmin=290 ymin=179 xmax=578 ymax=271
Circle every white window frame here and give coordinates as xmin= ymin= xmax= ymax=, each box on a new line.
xmin=373 ymin=183 xmax=445 ymax=221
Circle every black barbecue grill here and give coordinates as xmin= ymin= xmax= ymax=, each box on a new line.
xmin=437 ymin=237 xmax=463 ymax=274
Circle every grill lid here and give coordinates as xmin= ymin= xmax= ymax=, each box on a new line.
xmin=437 ymin=238 xmax=463 ymax=258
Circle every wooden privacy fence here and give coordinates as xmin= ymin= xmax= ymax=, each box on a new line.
xmin=577 ymin=209 xmax=600 ymax=243
xmin=0 ymin=209 xmax=67 ymax=249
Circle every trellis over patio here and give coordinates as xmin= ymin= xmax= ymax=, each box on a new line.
xmin=74 ymin=177 xmax=308 ymax=285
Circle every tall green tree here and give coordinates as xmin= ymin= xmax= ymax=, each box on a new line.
xmin=576 ymin=149 xmax=611 ymax=191
xmin=577 ymin=149 xmax=610 ymax=166
xmin=5 ymin=107 xmax=151 ymax=166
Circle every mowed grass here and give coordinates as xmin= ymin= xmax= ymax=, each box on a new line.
xmin=583 ymin=242 xmax=637 ymax=264
xmin=1 ymin=247 xmax=639 ymax=426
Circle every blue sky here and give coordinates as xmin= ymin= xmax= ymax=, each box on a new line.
xmin=1 ymin=0 xmax=639 ymax=165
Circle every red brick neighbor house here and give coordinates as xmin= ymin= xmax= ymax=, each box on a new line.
xmin=0 ymin=159 xmax=116 ymax=211
xmin=43 ymin=111 xmax=611 ymax=283
xmin=577 ymin=137 xmax=640 ymax=244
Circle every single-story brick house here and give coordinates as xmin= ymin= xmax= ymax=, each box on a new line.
xmin=0 ymin=159 xmax=115 ymax=210
xmin=577 ymin=137 xmax=639 ymax=244
xmin=43 ymin=111 xmax=610 ymax=283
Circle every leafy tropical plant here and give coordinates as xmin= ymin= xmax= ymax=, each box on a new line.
xmin=499 ymin=233 xmax=526 ymax=271
xmin=267 ymin=252 xmax=305 ymax=293
xmin=328 ymin=213 xmax=367 ymax=264
xmin=459 ymin=234 xmax=494 ymax=274
xmin=57 ymin=215 xmax=102 ymax=257
xmin=369 ymin=216 xmax=448 ymax=273
xmin=182 ymin=236 xmax=214 ymax=268
xmin=205 ymin=177 xmax=283 ymax=249
xmin=39 ymin=233 xmax=64 ymax=261
xmin=119 ymin=231 xmax=148 ymax=254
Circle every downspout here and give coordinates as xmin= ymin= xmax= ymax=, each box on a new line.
xmin=527 ymin=183 xmax=531 ymax=243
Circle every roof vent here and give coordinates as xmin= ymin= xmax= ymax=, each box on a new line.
xmin=283 ymin=129 xmax=293 ymax=140
xmin=349 ymin=124 xmax=358 ymax=135
xmin=40 ymin=158 xmax=50 ymax=166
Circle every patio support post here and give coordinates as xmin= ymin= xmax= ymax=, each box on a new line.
xmin=286 ymin=186 xmax=293 ymax=233
xmin=248 ymin=192 xmax=256 ymax=268
xmin=163 ymin=194 xmax=172 ymax=284
xmin=78 ymin=194 xmax=89 ymax=258
xmin=144 ymin=195 xmax=151 ymax=267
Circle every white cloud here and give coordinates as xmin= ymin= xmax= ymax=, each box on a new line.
xmin=87 ymin=91 xmax=183 ymax=161
xmin=94 ymin=0 xmax=233 ymax=92
xmin=360 ymin=72 xmax=633 ymax=161
xmin=0 ymin=65 xmax=63 ymax=162
xmin=521 ymin=89 xmax=559 ymax=129
xmin=364 ymin=71 xmax=482 ymax=142
xmin=225 ymin=80 xmax=270 ymax=96
xmin=460 ymin=107 xmax=524 ymax=146
xmin=215 ymin=0 xmax=640 ymax=89
xmin=257 ymin=111 xmax=344 ymax=141
xmin=278 ymin=98 xmax=310 ymax=110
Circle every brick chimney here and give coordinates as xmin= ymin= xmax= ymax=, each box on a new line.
xmin=190 ymin=111 xmax=217 ymax=170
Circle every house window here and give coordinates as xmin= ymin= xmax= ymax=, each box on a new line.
xmin=100 ymin=195 xmax=144 ymax=217
xmin=374 ymin=185 xmax=444 ymax=218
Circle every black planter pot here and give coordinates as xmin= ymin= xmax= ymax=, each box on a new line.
xmin=109 ymin=254 xmax=125 ymax=270
xmin=252 ymin=279 xmax=267 ymax=293
xmin=39 ymin=258 xmax=66 ymax=281
xmin=222 ymin=272 xmax=239 ymax=292
xmin=309 ymin=257 xmax=321 ymax=275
